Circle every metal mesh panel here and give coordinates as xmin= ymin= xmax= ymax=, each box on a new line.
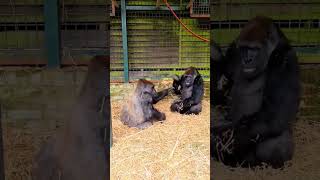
xmin=60 ymin=0 xmax=109 ymax=64
xmin=0 ymin=1 xmax=46 ymax=64
xmin=300 ymin=65 xmax=320 ymax=120
xmin=191 ymin=0 xmax=210 ymax=18
xmin=210 ymin=1 xmax=320 ymax=63
xmin=111 ymin=3 xmax=210 ymax=82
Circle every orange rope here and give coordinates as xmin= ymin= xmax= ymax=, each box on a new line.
xmin=163 ymin=0 xmax=209 ymax=43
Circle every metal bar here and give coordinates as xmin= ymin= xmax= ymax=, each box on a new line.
xmin=0 ymin=105 xmax=4 ymax=180
xmin=121 ymin=0 xmax=129 ymax=83
xmin=44 ymin=0 xmax=60 ymax=68
xmin=126 ymin=5 xmax=183 ymax=11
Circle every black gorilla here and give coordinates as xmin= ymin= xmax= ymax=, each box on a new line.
xmin=171 ymin=67 xmax=204 ymax=115
xmin=120 ymin=79 xmax=169 ymax=129
xmin=211 ymin=16 xmax=301 ymax=168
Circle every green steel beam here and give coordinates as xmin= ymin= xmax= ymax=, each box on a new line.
xmin=121 ymin=0 xmax=129 ymax=83
xmin=44 ymin=0 xmax=60 ymax=68
xmin=0 ymin=106 xmax=4 ymax=180
xmin=126 ymin=5 xmax=183 ymax=11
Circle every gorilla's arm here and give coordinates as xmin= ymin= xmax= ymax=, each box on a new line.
xmin=152 ymin=89 xmax=169 ymax=104
xmin=151 ymin=108 xmax=166 ymax=121
xmin=211 ymin=42 xmax=235 ymax=106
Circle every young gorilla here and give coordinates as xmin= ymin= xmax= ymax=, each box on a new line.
xmin=170 ymin=67 xmax=204 ymax=115
xmin=120 ymin=79 xmax=169 ymax=129
xmin=211 ymin=16 xmax=301 ymax=168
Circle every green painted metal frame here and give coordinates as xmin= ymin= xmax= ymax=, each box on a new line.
xmin=44 ymin=0 xmax=61 ymax=68
xmin=120 ymin=4 xmax=183 ymax=82
xmin=121 ymin=0 xmax=129 ymax=83
xmin=0 ymin=106 xmax=4 ymax=180
xmin=126 ymin=6 xmax=182 ymax=11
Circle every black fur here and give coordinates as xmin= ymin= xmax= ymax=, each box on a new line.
xmin=211 ymin=16 xmax=301 ymax=168
xmin=171 ymin=67 xmax=204 ymax=115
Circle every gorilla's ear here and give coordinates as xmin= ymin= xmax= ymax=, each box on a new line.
xmin=172 ymin=74 xmax=180 ymax=81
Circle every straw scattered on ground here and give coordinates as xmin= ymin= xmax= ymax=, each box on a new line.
xmin=110 ymin=89 xmax=211 ymax=179
xmin=211 ymin=118 xmax=320 ymax=180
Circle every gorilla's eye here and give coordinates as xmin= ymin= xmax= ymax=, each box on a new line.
xmin=240 ymin=47 xmax=260 ymax=65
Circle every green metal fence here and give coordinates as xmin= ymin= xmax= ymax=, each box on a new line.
xmin=0 ymin=0 xmax=110 ymax=67
xmin=60 ymin=0 xmax=110 ymax=65
xmin=111 ymin=0 xmax=210 ymax=82
xmin=210 ymin=0 xmax=320 ymax=63
xmin=0 ymin=0 xmax=46 ymax=64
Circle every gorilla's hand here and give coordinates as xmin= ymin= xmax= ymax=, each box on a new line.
xmin=167 ymin=87 xmax=175 ymax=94
xmin=182 ymin=99 xmax=193 ymax=109
xmin=160 ymin=112 xmax=166 ymax=120
xmin=177 ymin=101 xmax=184 ymax=111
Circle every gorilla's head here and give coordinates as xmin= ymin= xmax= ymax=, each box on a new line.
xmin=172 ymin=67 xmax=201 ymax=94
xmin=136 ymin=79 xmax=157 ymax=103
xmin=236 ymin=16 xmax=284 ymax=79
xmin=181 ymin=67 xmax=201 ymax=87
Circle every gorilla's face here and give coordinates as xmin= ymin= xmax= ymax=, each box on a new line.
xmin=238 ymin=41 xmax=270 ymax=79
xmin=183 ymin=74 xmax=195 ymax=87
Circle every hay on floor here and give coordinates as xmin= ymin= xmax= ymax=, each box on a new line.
xmin=111 ymin=96 xmax=210 ymax=179
xmin=211 ymin=119 xmax=320 ymax=180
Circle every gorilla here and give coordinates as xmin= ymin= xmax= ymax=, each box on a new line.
xmin=32 ymin=56 xmax=110 ymax=180
xmin=211 ymin=16 xmax=301 ymax=168
xmin=170 ymin=67 xmax=204 ymax=115
xmin=120 ymin=79 xmax=169 ymax=129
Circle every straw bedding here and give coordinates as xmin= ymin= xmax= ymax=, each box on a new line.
xmin=110 ymin=83 xmax=211 ymax=179
xmin=2 ymin=81 xmax=319 ymax=180
xmin=211 ymin=118 xmax=320 ymax=180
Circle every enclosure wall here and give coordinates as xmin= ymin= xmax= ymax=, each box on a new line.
xmin=111 ymin=0 xmax=210 ymax=82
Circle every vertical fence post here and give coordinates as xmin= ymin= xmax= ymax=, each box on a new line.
xmin=0 ymin=104 xmax=4 ymax=180
xmin=44 ymin=0 xmax=61 ymax=68
xmin=121 ymin=0 xmax=129 ymax=83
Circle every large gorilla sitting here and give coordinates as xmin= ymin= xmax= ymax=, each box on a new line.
xmin=120 ymin=79 xmax=169 ymax=129
xmin=211 ymin=16 xmax=301 ymax=168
